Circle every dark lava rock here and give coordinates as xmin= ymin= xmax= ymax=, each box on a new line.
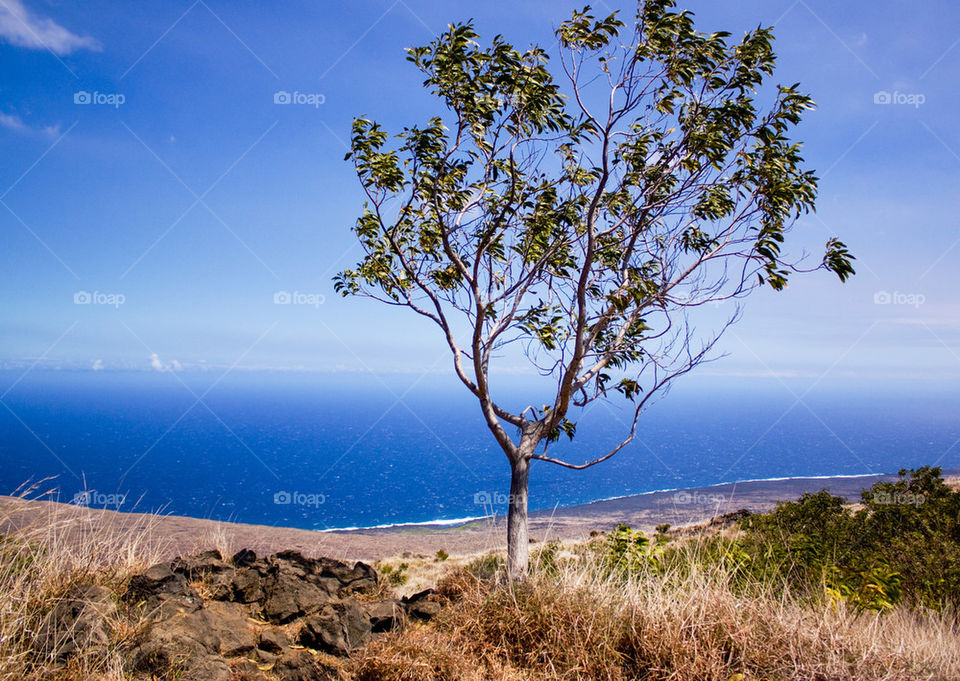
xmin=274 ymin=648 xmax=335 ymax=681
xmin=171 ymin=549 xmax=231 ymax=580
xmin=38 ymin=583 xmax=116 ymax=660
xmin=206 ymin=565 xmax=264 ymax=604
xmin=365 ymin=598 xmax=404 ymax=633
xmin=258 ymin=626 xmax=290 ymax=654
xmin=318 ymin=558 xmax=378 ymax=595
xmin=402 ymin=588 xmax=442 ymax=621
xmin=261 ymin=570 xmax=333 ymax=624
xmin=57 ymin=549 xmax=440 ymax=680
xmin=129 ymin=600 xmax=256 ymax=680
xmin=232 ymin=548 xmax=257 ymax=567
xmin=298 ymin=599 xmax=371 ymax=656
xmin=704 ymin=508 xmax=753 ymax=529
xmin=232 ymin=567 xmax=265 ymax=602
xmin=123 ymin=563 xmax=201 ymax=619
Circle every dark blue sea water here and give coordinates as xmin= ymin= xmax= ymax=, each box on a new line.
xmin=1 ymin=370 xmax=958 ymax=530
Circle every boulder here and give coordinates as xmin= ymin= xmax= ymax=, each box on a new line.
xmin=318 ymin=558 xmax=378 ymax=594
xmin=129 ymin=600 xmax=255 ymax=679
xmin=258 ymin=627 xmax=290 ymax=654
xmin=402 ymin=588 xmax=442 ymax=621
xmin=206 ymin=565 xmax=264 ymax=604
xmin=171 ymin=549 xmax=231 ymax=580
xmin=233 ymin=567 xmax=265 ymax=601
xmin=298 ymin=599 xmax=371 ymax=656
xmin=201 ymin=600 xmax=258 ymax=655
xmin=123 ymin=563 xmax=201 ymax=619
xmin=232 ymin=548 xmax=257 ymax=567
xmin=274 ymin=648 xmax=334 ymax=681
xmin=365 ymin=598 xmax=404 ymax=633
xmin=261 ymin=570 xmax=332 ymax=624
xmin=129 ymin=614 xmax=225 ymax=681
xmin=38 ymin=584 xmax=116 ymax=660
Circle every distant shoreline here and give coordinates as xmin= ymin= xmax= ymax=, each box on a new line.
xmin=325 ymin=471 xmax=897 ymax=533
xmin=2 ymin=469 xmax=956 ymax=563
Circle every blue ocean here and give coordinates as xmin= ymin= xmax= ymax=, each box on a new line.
xmin=1 ymin=370 xmax=957 ymax=530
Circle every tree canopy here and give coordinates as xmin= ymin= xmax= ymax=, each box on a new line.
xmin=336 ymin=0 xmax=854 ymax=575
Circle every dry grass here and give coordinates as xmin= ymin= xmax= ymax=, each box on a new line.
xmin=353 ymin=542 xmax=960 ymax=681
xmin=0 ymin=485 xmax=169 ymax=681
xmin=375 ymin=551 xmax=477 ymax=598
xmin=3 ymin=493 xmax=959 ymax=681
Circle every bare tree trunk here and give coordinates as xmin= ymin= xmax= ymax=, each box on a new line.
xmin=506 ymin=456 xmax=530 ymax=580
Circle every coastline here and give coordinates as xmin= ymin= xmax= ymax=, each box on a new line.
xmin=317 ymin=470 xmax=927 ymax=532
xmin=2 ymin=469 xmax=955 ymax=563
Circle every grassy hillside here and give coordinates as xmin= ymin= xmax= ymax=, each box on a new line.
xmin=2 ymin=468 xmax=959 ymax=680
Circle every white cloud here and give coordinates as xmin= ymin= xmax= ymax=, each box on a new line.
xmin=149 ymin=353 xmax=182 ymax=372
xmin=91 ymin=359 xmax=104 ymax=371
xmin=149 ymin=353 xmax=165 ymax=372
xmin=0 ymin=111 xmax=26 ymax=132
xmin=0 ymin=110 xmax=59 ymax=136
xmin=0 ymin=0 xmax=100 ymax=55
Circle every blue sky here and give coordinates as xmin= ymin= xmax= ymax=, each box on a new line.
xmin=2 ymin=0 xmax=959 ymax=383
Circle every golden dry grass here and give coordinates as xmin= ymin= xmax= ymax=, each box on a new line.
xmin=0 ymin=485 xmax=169 ymax=681
xmin=2 ymin=492 xmax=959 ymax=681
xmin=352 ymin=543 xmax=960 ymax=681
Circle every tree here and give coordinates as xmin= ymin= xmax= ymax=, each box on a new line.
xmin=335 ymin=0 xmax=854 ymax=579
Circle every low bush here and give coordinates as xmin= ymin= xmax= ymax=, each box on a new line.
xmin=738 ymin=466 xmax=960 ymax=611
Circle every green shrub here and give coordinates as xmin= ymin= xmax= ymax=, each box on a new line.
xmin=738 ymin=466 xmax=960 ymax=611
xmin=379 ymin=561 xmax=409 ymax=586
xmin=603 ymin=524 xmax=651 ymax=574
xmin=531 ymin=540 xmax=562 ymax=575
xmin=465 ymin=552 xmax=505 ymax=580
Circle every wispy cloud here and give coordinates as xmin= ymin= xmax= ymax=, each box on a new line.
xmin=0 ymin=111 xmax=27 ymax=132
xmin=0 ymin=110 xmax=60 ymax=136
xmin=0 ymin=0 xmax=100 ymax=55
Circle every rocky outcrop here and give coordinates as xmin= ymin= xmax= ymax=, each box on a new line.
xmin=124 ymin=563 xmax=202 ymax=619
xmin=38 ymin=584 xmax=117 ymax=661
xmin=403 ymin=588 xmax=443 ymax=621
xmin=115 ymin=549 xmax=439 ymax=680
